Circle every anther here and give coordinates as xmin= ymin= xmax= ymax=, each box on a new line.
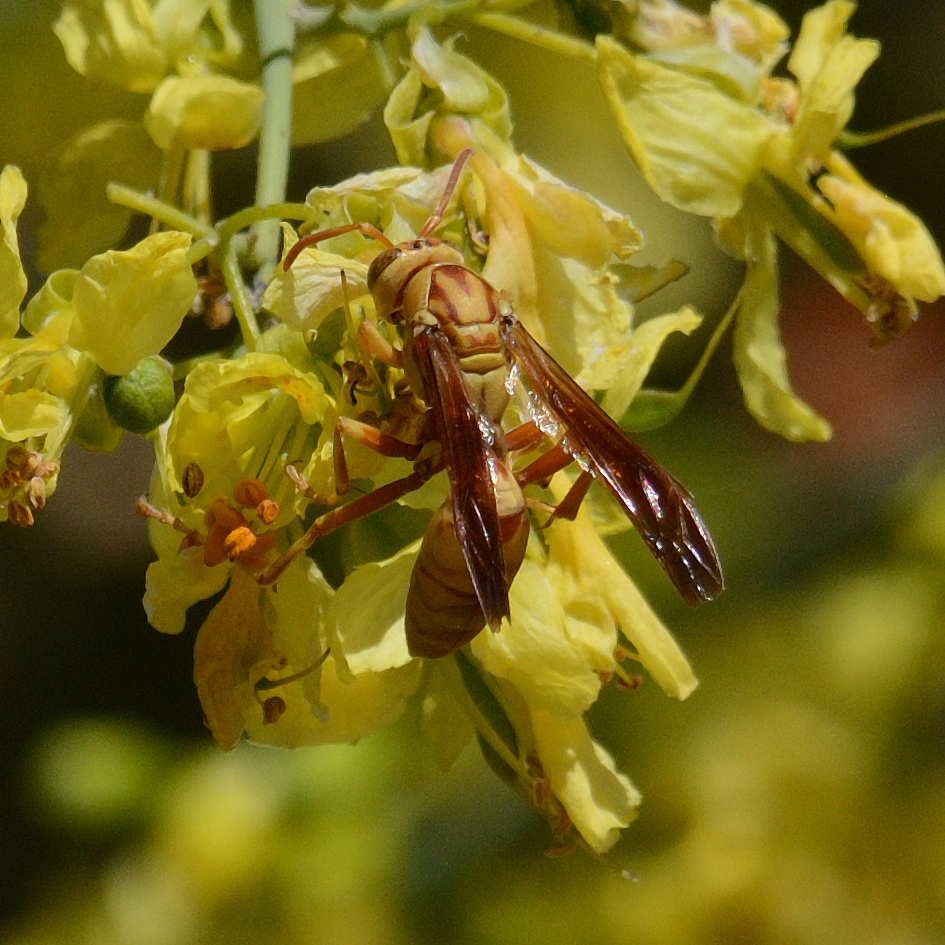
xmin=182 ymin=462 xmax=205 ymax=498
xmin=234 ymin=478 xmax=269 ymax=509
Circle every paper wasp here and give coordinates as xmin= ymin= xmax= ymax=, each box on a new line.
xmin=259 ymin=150 xmax=723 ymax=657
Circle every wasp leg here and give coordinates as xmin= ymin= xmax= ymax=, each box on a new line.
xmin=515 ymin=443 xmax=594 ymax=527
xmin=358 ymin=319 xmax=403 ymax=369
xmin=503 ymin=419 xmax=544 ymax=453
xmin=327 ymin=416 xmax=422 ymax=502
xmin=257 ymin=468 xmax=432 ymax=586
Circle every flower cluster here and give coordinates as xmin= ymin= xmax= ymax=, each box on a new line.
xmin=1 ymin=0 xmax=942 ymax=860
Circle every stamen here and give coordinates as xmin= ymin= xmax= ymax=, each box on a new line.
xmin=224 ymin=525 xmax=257 ymax=559
xmin=7 ymin=500 xmax=33 ymax=527
xmin=182 ymin=462 xmax=204 ymax=498
xmin=234 ymin=478 xmax=269 ymax=509
xmin=256 ymin=499 xmax=279 ymax=524
xmin=261 ymin=697 xmax=287 ymax=725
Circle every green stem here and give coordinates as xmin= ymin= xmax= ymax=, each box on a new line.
xmin=341 ymin=0 xmax=482 ymax=35
xmin=217 ymin=202 xmax=312 ymax=247
xmin=156 ymin=145 xmax=186 ymax=229
xmin=252 ymin=0 xmax=297 ymax=273
xmin=184 ymin=149 xmax=212 ymax=226
xmin=473 ymin=11 xmax=597 ymax=61
xmin=106 ymin=184 xmax=214 ymax=239
xmin=221 ymin=242 xmax=261 ymax=351
xmin=838 ymin=108 xmax=945 ymax=149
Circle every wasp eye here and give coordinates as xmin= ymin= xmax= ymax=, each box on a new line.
xmin=367 ymin=247 xmax=402 ymax=291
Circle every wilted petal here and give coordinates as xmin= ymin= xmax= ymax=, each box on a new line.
xmin=729 ymin=217 xmax=832 ymax=441
xmin=531 ymin=710 xmax=641 ymax=853
xmin=711 ymin=0 xmax=790 ymax=75
xmin=787 ymin=0 xmax=879 ymax=159
xmin=818 ymin=153 xmax=945 ymax=303
xmin=193 ymin=569 xmax=278 ymax=750
xmin=70 ymin=231 xmax=197 ymax=376
xmin=598 ymin=34 xmax=774 ymax=218
xmin=0 ymin=165 xmax=27 ymax=339
xmin=145 ymin=74 xmax=264 ymax=150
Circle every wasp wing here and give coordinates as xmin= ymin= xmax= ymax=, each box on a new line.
xmin=501 ymin=316 xmax=723 ymax=605
xmin=412 ymin=326 xmax=510 ymax=631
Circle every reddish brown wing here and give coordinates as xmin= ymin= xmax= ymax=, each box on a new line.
xmin=501 ymin=316 xmax=723 ymax=605
xmin=412 ymin=326 xmax=511 ymax=631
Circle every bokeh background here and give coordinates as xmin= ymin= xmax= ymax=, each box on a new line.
xmin=1 ymin=1 xmax=945 ymax=942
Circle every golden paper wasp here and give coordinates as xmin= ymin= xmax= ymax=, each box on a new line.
xmin=259 ymin=150 xmax=723 ymax=657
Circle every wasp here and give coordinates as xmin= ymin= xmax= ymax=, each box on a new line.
xmin=259 ymin=150 xmax=723 ymax=658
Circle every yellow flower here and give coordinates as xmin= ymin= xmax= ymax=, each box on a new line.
xmin=0 ymin=309 xmax=97 ymax=524
xmin=598 ymin=0 xmax=945 ymax=440
xmin=144 ymin=74 xmax=264 ymax=151
xmin=54 ymin=0 xmax=168 ymax=93
xmin=53 ymin=0 xmax=242 ymax=93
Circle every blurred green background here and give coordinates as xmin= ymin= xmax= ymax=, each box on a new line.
xmin=2 ymin=1 xmax=945 ymax=943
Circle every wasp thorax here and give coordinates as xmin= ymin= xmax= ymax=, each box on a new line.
xmin=369 ymin=238 xmax=465 ymax=323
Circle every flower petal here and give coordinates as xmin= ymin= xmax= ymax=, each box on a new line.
xmin=0 ymin=165 xmax=28 ymax=339
xmin=292 ymin=35 xmax=387 ymax=146
xmin=145 ymin=75 xmax=264 ymax=151
xmin=193 ymin=569 xmax=278 ymax=750
xmin=818 ymin=153 xmax=945 ymax=303
xmin=531 ymin=710 xmax=641 ymax=854
xmin=597 ymin=34 xmax=774 ymax=218
xmin=70 ymin=231 xmax=197 ymax=376
xmin=322 ymin=544 xmax=418 ymax=677
xmin=787 ymin=0 xmax=879 ymax=159
xmin=729 ymin=218 xmax=832 ymax=441
xmin=602 ymin=305 xmax=704 ymax=422
xmin=54 ymin=0 xmax=167 ymax=93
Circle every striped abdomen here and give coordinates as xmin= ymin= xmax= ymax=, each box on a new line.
xmin=405 ymin=463 xmax=529 ymax=659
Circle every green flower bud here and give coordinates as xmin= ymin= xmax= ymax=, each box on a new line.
xmin=103 ymin=355 xmax=175 ymax=435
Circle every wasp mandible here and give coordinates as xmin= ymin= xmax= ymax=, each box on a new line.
xmin=259 ymin=150 xmax=723 ymax=658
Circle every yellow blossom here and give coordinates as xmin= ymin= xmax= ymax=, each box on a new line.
xmin=54 ymin=0 xmax=167 ymax=93
xmin=144 ymin=74 xmax=264 ymax=151
xmin=598 ymin=0 xmax=945 ymax=440
xmin=53 ymin=0 xmax=242 ymax=93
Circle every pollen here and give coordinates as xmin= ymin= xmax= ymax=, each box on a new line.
xmin=224 ymin=525 xmax=257 ymax=560
xmin=256 ymin=498 xmax=279 ymax=524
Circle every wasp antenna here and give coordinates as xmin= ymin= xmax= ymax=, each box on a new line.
xmin=420 ymin=148 xmax=475 ymax=238
xmin=284 ymin=222 xmax=394 ymax=270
